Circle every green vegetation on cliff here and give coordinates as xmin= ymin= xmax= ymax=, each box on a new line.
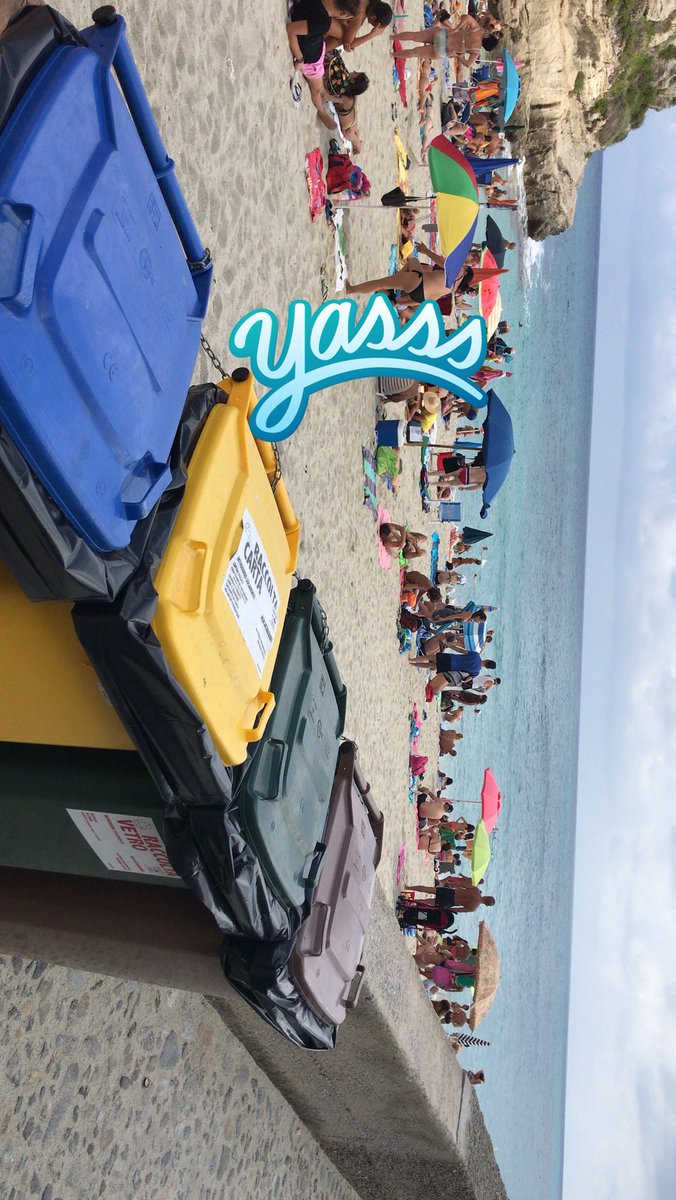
xmin=594 ymin=3 xmax=674 ymax=144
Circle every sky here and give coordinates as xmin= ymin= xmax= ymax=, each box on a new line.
xmin=563 ymin=108 xmax=676 ymax=1197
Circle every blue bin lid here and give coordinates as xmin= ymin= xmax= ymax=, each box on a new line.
xmin=0 ymin=39 xmax=209 ymax=552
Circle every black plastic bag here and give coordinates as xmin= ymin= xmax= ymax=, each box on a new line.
xmin=0 ymin=428 xmax=165 ymax=602
xmin=0 ymin=4 xmax=84 ymax=133
xmin=73 ymin=384 xmax=309 ymax=945
xmin=221 ymin=936 xmax=337 ymax=1052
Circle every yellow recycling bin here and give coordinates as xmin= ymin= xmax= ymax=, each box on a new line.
xmin=150 ymin=371 xmax=300 ymax=765
xmin=0 ymin=562 xmax=134 ymax=751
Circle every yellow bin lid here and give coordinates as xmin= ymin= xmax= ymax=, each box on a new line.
xmin=151 ymin=371 xmax=300 ymax=766
xmin=0 ymin=563 xmax=134 ymax=751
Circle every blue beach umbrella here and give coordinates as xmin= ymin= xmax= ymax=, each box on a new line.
xmin=479 ymin=390 xmax=515 ymax=519
xmin=464 ymin=155 xmax=519 ymax=183
xmin=499 ymin=51 xmax=521 ymax=124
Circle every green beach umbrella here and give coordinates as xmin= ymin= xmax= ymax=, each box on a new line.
xmin=471 ymin=818 xmax=492 ymax=885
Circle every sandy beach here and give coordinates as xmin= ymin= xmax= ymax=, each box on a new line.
xmin=40 ymin=0 xmax=460 ymax=896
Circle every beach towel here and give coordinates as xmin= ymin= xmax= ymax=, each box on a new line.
xmin=392 ymin=38 xmax=408 ymax=107
xmin=419 ymin=444 xmax=431 ymax=513
xmin=462 ymin=602 xmax=487 ymax=652
xmin=394 ymin=129 xmax=409 ymax=189
xmin=377 ymin=504 xmax=393 ymax=570
xmin=396 ymin=844 xmax=406 ymax=888
xmin=305 ymin=148 xmax=326 ymax=221
xmin=362 ymin=447 xmax=378 ymax=519
xmin=410 ymin=754 xmax=428 ymax=778
xmin=408 ymin=704 xmax=422 ymax=802
xmin=376 ymin=445 xmax=401 ymax=488
xmin=332 ymin=208 xmax=348 ymax=289
xmin=429 ymin=531 xmax=440 ymax=581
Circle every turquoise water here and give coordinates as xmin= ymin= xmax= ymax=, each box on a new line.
xmin=437 ymin=157 xmax=603 ymax=1200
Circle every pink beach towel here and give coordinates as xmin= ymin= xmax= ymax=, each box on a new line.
xmin=396 ymin=843 xmax=406 ymax=887
xmin=305 ymin=148 xmax=326 ymax=222
xmin=377 ymin=504 xmax=393 ymax=570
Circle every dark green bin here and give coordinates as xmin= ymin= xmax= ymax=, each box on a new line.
xmin=239 ymin=579 xmax=347 ymax=911
xmin=0 ymin=742 xmax=183 ymax=886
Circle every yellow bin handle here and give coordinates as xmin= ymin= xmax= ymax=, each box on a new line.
xmin=243 ymin=690 xmax=276 ymax=743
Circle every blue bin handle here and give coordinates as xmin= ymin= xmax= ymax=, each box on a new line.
xmin=0 ymin=204 xmax=43 ymax=311
xmin=121 ymin=459 xmax=172 ymax=520
xmin=86 ymin=9 xmax=212 ymax=280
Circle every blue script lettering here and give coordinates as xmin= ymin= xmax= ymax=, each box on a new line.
xmin=228 ymin=296 xmax=488 ymax=441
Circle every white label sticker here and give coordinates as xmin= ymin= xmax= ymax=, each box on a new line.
xmin=67 ymin=810 xmax=178 ymax=878
xmin=221 ymin=507 xmax=280 ymax=677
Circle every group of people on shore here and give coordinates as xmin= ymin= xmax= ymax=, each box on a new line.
xmin=287 ymin=0 xmax=394 ymax=152
xmin=286 ymin=0 xmax=513 ymax=1068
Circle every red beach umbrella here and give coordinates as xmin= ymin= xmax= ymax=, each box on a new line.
xmin=481 ymin=768 xmax=502 ymax=834
xmin=477 ymin=248 xmax=505 ymax=322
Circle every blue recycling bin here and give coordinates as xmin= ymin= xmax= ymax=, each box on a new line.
xmin=0 ymin=6 xmax=213 ymax=598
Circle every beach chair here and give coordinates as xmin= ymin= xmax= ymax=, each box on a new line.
xmin=439 ymin=502 xmax=463 ymax=523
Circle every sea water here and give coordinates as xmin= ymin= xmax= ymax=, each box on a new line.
xmin=437 ymin=155 xmax=603 ymax=1200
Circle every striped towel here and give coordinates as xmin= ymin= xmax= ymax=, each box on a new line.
xmin=463 ymin=601 xmax=487 ymax=651
xmin=429 ymin=531 xmax=440 ymax=581
xmin=362 ymin=447 xmax=378 ymax=519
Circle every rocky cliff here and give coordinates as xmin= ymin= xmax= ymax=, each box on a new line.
xmin=502 ymin=0 xmax=676 ymax=238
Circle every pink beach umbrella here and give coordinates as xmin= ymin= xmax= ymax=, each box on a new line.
xmin=481 ymin=768 xmax=502 ymax=834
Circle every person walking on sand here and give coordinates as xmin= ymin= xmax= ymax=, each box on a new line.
xmin=392 ymin=12 xmax=502 ymax=69
xmin=287 ymin=0 xmax=361 ymax=129
xmin=408 ymin=648 xmax=482 ymax=677
xmin=403 ymin=882 xmax=496 ymax=913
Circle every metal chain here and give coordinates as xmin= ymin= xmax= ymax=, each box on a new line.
xmin=318 ymin=598 xmax=330 ymax=651
xmin=200 ymin=332 xmax=281 ymax=493
xmin=200 ymin=333 xmax=227 ymax=380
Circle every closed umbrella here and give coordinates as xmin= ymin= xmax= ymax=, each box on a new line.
xmin=479 ymin=389 xmax=515 ymax=519
xmin=484 ymin=215 xmax=507 ymax=268
xmin=469 ymin=921 xmax=500 ymax=1029
xmin=461 ymin=526 xmax=493 ymax=546
xmin=427 ymin=136 xmax=480 ymax=286
xmin=471 ymin=818 xmax=491 ymax=885
xmin=481 ymin=768 xmax=502 ymax=834
xmin=499 ymin=51 xmax=521 ymax=124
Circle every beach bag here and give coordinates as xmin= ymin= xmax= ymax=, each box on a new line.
xmin=326 ymin=147 xmax=370 ymax=199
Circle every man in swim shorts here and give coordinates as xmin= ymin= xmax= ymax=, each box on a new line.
xmin=287 ymin=0 xmax=361 ymax=129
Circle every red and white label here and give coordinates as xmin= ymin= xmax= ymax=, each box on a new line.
xmin=66 ymin=810 xmax=178 ymax=878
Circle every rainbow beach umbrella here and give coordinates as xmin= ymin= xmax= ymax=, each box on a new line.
xmin=428 ymin=136 xmax=480 ymax=286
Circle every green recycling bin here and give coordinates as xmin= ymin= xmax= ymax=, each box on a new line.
xmin=0 ymin=741 xmax=183 ymax=886
xmin=239 ymin=579 xmax=348 ymax=911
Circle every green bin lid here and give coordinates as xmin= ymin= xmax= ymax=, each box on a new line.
xmin=239 ymin=580 xmax=347 ymax=910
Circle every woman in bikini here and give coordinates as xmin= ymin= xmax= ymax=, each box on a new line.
xmin=379 ymin=522 xmax=428 ymax=560
xmin=346 ymin=257 xmax=457 ymax=306
xmin=427 ymin=463 xmax=487 ymax=491
xmin=323 ymin=50 xmax=369 ymax=151
xmin=392 ymin=13 xmax=501 ymax=70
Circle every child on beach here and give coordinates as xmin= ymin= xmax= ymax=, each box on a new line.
xmin=287 ymin=0 xmax=361 ymax=129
